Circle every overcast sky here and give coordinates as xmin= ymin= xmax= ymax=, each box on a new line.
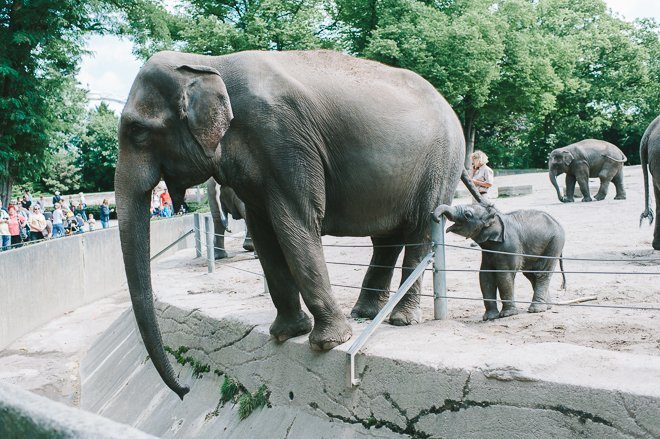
xmin=78 ymin=0 xmax=660 ymax=114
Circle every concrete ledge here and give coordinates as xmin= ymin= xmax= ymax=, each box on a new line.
xmin=81 ymin=300 xmax=660 ymax=438
xmin=0 ymin=382 xmax=155 ymax=438
xmin=497 ymin=185 xmax=533 ymax=197
xmin=0 ymin=215 xmax=195 ymax=350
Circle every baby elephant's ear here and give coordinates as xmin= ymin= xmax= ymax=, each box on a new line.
xmin=178 ymin=65 xmax=233 ymax=158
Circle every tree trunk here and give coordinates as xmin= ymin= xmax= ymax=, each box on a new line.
xmin=464 ymin=109 xmax=476 ymax=169
xmin=0 ymin=160 xmax=12 ymax=207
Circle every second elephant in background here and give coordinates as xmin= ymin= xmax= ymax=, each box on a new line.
xmin=548 ymin=139 xmax=627 ymax=203
xmin=207 ymin=178 xmax=254 ymax=259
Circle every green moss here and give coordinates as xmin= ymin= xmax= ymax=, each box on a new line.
xmin=237 ymin=385 xmax=269 ymax=420
xmin=164 ymin=345 xmax=210 ymax=378
xmin=220 ymin=376 xmax=239 ymax=403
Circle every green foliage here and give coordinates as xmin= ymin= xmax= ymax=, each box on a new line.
xmin=220 ymin=375 xmax=239 ymax=403
xmin=77 ymin=103 xmax=120 ymax=192
xmin=237 ymin=385 xmax=269 ymax=419
xmin=40 ymin=148 xmax=82 ymax=194
xmin=164 ymin=345 xmax=210 ymax=378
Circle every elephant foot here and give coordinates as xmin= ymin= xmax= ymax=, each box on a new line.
xmin=528 ymin=302 xmax=549 ymax=313
xmin=350 ymin=295 xmax=388 ymax=319
xmin=214 ymin=249 xmax=229 ymax=260
xmin=561 ymin=198 xmax=574 ymax=203
xmin=499 ymin=306 xmax=519 ymax=318
xmin=482 ymin=309 xmax=500 ymax=321
xmin=582 ymin=197 xmax=593 ymax=202
xmin=614 ymin=194 xmax=626 ymax=200
xmin=389 ymin=306 xmax=421 ymax=326
xmin=308 ymin=317 xmax=352 ymax=351
xmin=242 ymin=238 xmax=254 ymax=252
xmin=594 ymin=194 xmax=606 ymax=201
xmin=270 ymin=311 xmax=312 ymax=342
xmin=652 ymin=240 xmax=660 ymax=251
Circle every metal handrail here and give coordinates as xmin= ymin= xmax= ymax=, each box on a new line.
xmin=346 ymin=251 xmax=434 ymax=387
xmin=150 ymin=229 xmax=194 ymax=262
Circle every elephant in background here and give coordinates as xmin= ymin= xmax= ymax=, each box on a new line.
xmin=115 ymin=49 xmax=473 ymax=399
xmin=548 ymin=139 xmax=627 ymax=202
xmin=433 ymin=203 xmax=566 ymax=320
xmin=639 ymin=115 xmax=660 ymax=250
xmin=206 ymin=178 xmax=254 ymax=259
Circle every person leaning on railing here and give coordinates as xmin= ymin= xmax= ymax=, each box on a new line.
xmin=469 ymin=150 xmax=494 ymax=200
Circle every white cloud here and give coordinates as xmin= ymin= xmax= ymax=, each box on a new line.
xmin=604 ymin=0 xmax=660 ymax=21
xmin=77 ymin=35 xmax=143 ymax=114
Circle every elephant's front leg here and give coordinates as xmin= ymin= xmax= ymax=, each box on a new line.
xmin=247 ymin=211 xmax=312 ymax=341
xmin=351 ymin=235 xmax=403 ymax=319
xmin=497 ymin=271 xmax=519 ymax=318
xmin=564 ymin=174 xmax=576 ymax=202
xmin=576 ymin=171 xmax=593 ymax=202
xmin=269 ymin=208 xmax=351 ymax=351
xmin=389 ymin=241 xmax=432 ymax=326
xmin=653 ymin=184 xmax=660 ymax=250
xmin=479 ymin=264 xmax=499 ymax=321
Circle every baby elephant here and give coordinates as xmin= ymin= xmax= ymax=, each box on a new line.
xmin=433 ymin=203 xmax=566 ymax=320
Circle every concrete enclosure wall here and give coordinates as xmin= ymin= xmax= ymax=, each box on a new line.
xmin=0 ymin=215 xmax=196 ymax=350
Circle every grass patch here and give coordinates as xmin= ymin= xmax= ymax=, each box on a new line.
xmin=164 ymin=345 xmax=211 ymax=379
xmin=238 ymin=385 xmax=269 ymax=419
xmin=220 ymin=376 xmax=240 ymax=403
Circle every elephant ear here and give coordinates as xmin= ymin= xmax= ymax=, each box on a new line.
xmin=178 ymin=65 xmax=233 ymax=158
xmin=561 ymin=151 xmax=574 ymax=167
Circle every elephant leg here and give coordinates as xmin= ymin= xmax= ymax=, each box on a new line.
xmin=564 ymin=174 xmax=576 ymax=202
xmin=211 ymin=210 xmax=229 ymax=260
xmin=594 ymin=166 xmax=616 ymax=201
xmin=528 ymin=274 xmax=552 ymax=313
xmin=577 ymin=174 xmax=592 ymax=202
xmin=612 ymin=169 xmax=626 ymax=200
xmin=351 ymin=235 xmax=403 ymax=319
xmin=480 ymin=263 xmax=499 ymax=321
xmin=242 ymin=227 xmax=254 ymax=252
xmin=268 ymin=206 xmax=351 ymax=351
xmin=497 ymin=272 xmax=519 ymax=318
xmin=389 ymin=240 xmax=432 ymax=326
xmin=246 ymin=211 xmax=312 ymax=341
xmin=654 ymin=183 xmax=660 ymax=250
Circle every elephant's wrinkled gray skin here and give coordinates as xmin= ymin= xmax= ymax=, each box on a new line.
xmin=548 ymin=139 xmax=627 ymax=203
xmin=115 ymin=50 xmax=470 ymax=398
xmin=206 ymin=178 xmax=254 ymax=259
xmin=639 ymin=115 xmax=660 ymax=249
xmin=433 ymin=203 xmax=566 ymax=321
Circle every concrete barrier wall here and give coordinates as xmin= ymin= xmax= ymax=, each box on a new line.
xmin=0 ymin=382 xmax=155 ymax=438
xmin=0 ymin=215 xmax=196 ymax=350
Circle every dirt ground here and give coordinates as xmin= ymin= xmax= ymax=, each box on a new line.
xmin=187 ymin=165 xmax=659 ymax=357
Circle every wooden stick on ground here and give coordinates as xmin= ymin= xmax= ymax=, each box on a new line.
xmin=557 ymin=296 xmax=598 ymax=305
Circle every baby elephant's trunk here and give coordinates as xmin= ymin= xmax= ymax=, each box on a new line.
xmin=559 ymin=254 xmax=566 ymax=290
xmin=432 ymin=204 xmax=456 ymax=223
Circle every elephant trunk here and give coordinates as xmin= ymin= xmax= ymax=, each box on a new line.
xmin=115 ymin=158 xmax=190 ymax=400
xmin=549 ymin=169 xmax=563 ymax=202
xmin=432 ymin=204 xmax=458 ymax=223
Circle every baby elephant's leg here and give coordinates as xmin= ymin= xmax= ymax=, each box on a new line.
xmin=479 ymin=270 xmax=499 ymax=321
xmin=528 ymin=274 xmax=552 ymax=313
xmin=497 ymin=272 xmax=519 ymax=318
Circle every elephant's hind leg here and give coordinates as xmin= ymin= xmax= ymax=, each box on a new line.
xmin=351 ymin=235 xmax=403 ymax=319
xmin=247 ymin=211 xmax=312 ymax=342
xmin=389 ymin=240 xmax=431 ymax=326
xmin=612 ymin=169 xmax=626 ymax=200
xmin=528 ymin=273 xmax=552 ymax=313
xmin=653 ymin=183 xmax=660 ymax=250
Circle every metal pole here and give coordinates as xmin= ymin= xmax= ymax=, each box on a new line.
xmin=205 ymin=215 xmax=215 ymax=273
xmin=193 ymin=213 xmax=202 ymax=258
xmin=432 ymin=215 xmax=448 ymax=320
xmin=264 ymin=277 xmax=269 ymax=295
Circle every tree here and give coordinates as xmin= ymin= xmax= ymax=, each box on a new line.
xmin=77 ymin=103 xmax=120 ymax=192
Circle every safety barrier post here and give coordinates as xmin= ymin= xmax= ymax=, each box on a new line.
xmin=432 ymin=215 xmax=448 ymax=320
xmin=204 ymin=215 xmax=215 ymax=273
xmin=193 ymin=213 xmax=202 ymax=258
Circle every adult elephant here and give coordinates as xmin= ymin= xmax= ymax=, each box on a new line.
xmin=115 ymin=50 xmax=473 ymax=399
xmin=548 ymin=139 xmax=627 ymax=202
xmin=206 ymin=178 xmax=254 ymax=259
xmin=639 ymin=115 xmax=660 ymax=249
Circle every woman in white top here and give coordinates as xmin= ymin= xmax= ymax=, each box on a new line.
xmin=470 ymin=150 xmax=494 ymax=198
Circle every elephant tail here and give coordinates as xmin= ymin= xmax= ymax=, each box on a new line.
xmin=640 ymin=129 xmax=655 ymax=226
xmin=559 ymin=254 xmax=566 ymax=290
xmin=460 ymin=168 xmax=488 ymax=205
xmin=601 ymin=153 xmax=627 ymax=163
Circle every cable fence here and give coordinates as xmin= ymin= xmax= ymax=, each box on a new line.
xmin=189 ymin=212 xmax=660 ymax=387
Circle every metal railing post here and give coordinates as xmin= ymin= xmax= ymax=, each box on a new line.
xmin=432 ymin=215 xmax=448 ymax=320
xmin=204 ymin=215 xmax=215 ymax=273
xmin=193 ymin=213 xmax=202 ymax=258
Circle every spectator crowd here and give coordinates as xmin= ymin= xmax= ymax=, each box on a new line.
xmin=0 ymin=190 xmax=112 ymax=251
xmin=1 ymin=184 xmax=178 ymax=251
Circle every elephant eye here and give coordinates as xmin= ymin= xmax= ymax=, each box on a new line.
xmin=129 ymin=123 xmax=150 ymax=143
xmin=465 ymin=211 xmax=473 ymax=219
